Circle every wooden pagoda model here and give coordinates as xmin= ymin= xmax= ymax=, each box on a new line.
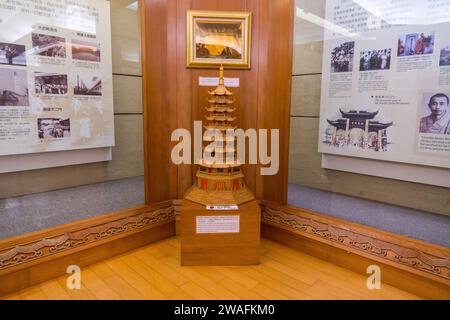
xmin=184 ymin=65 xmax=255 ymax=206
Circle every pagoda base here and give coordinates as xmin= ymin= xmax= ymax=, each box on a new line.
xmin=184 ymin=185 xmax=255 ymax=206
xmin=180 ymin=199 xmax=260 ymax=266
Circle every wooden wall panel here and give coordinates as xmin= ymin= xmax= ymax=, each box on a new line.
xmin=254 ymin=0 xmax=294 ymax=203
xmin=175 ymin=0 xmax=194 ymax=197
xmin=142 ymin=0 xmax=295 ymax=204
xmin=142 ymin=0 xmax=174 ymax=203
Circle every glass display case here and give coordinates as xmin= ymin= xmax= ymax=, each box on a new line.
xmin=0 ymin=0 xmax=144 ymax=240
xmin=288 ymin=0 xmax=450 ymax=248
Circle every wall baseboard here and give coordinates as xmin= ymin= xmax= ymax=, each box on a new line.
xmin=1 ymin=199 xmax=449 ymax=299
xmin=0 ymin=201 xmax=175 ymax=297
xmin=260 ymin=201 xmax=450 ymax=300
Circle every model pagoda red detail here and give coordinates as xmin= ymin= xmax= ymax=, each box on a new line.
xmin=184 ymin=65 xmax=255 ymax=206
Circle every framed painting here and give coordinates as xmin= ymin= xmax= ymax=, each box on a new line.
xmin=187 ymin=10 xmax=252 ymax=69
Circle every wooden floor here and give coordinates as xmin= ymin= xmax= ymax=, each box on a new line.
xmin=1 ymin=237 xmax=422 ymax=300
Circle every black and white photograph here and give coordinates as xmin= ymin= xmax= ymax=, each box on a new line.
xmin=35 ymin=73 xmax=68 ymax=95
xmin=419 ymin=93 xmax=450 ymax=135
xmin=37 ymin=118 xmax=71 ymax=139
xmin=398 ymin=32 xmax=434 ymax=56
xmin=32 ymin=33 xmax=66 ymax=58
xmin=0 ymin=42 xmax=26 ymax=66
xmin=330 ymin=41 xmax=354 ymax=73
xmin=439 ymin=45 xmax=450 ymax=66
xmin=324 ymin=109 xmax=393 ymax=152
xmin=0 ymin=68 xmax=29 ymax=107
xmin=71 ymin=39 xmax=101 ymax=62
xmin=74 ymin=75 xmax=102 ymax=96
xmin=359 ymin=49 xmax=391 ymax=71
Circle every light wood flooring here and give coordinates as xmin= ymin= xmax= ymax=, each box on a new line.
xmin=1 ymin=237 xmax=422 ymax=300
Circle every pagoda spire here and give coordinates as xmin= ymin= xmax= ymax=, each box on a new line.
xmin=219 ymin=64 xmax=225 ymax=85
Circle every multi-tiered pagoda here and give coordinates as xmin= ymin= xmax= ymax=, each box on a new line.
xmin=184 ymin=65 xmax=254 ymax=206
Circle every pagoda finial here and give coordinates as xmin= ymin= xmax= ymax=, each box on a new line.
xmin=219 ymin=64 xmax=224 ymax=85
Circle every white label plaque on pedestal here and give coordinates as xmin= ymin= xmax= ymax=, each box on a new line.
xmin=199 ymin=77 xmax=240 ymax=87
xmin=196 ymin=216 xmax=240 ymax=234
xmin=206 ymin=205 xmax=239 ymax=211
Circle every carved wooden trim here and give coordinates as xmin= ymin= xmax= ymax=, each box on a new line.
xmin=0 ymin=203 xmax=175 ymax=271
xmin=260 ymin=201 xmax=450 ymax=284
xmin=1 ymin=197 xmax=448 ymax=290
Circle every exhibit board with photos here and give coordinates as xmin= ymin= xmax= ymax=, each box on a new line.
xmin=318 ymin=0 xmax=450 ymax=173
xmin=0 ymin=0 xmax=114 ymax=159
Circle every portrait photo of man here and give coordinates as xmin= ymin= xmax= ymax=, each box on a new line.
xmin=419 ymin=93 xmax=450 ymax=134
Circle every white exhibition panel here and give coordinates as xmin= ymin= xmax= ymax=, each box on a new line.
xmin=0 ymin=0 xmax=115 ymax=171
xmin=317 ymin=0 xmax=450 ymax=187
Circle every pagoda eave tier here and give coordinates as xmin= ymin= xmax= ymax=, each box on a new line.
xmin=196 ymin=172 xmax=244 ymax=180
xmin=203 ymin=147 xmax=236 ymax=153
xmin=205 ymin=115 xmax=236 ymax=121
xmin=197 ymin=160 xmax=242 ymax=168
xmin=208 ymin=99 xmax=235 ymax=104
xmin=203 ymin=136 xmax=236 ymax=142
xmin=184 ymin=185 xmax=255 ymax=206
xmin=205 ymin=106 xmax=236 ymax=113
xmin=204 ymin=125 xmax=237 ymax=131
xmin=209 ymin=85 xmax=233 ymax=96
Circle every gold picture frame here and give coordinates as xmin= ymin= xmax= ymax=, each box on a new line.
xmin=187 ymin=10 xmax=252 ymax=69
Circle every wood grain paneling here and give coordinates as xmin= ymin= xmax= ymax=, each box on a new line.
xmin=175 ymin=0 xmax=194 ymax=198
xmin=254 ymin=0 xmax=294 ymax=203
xmin=288 ymin=117 xmax=450 ymax=216
xmin=141 ymin=0 xmax=176 ymax=203
xmin=142 ymin=0 xmax=295 ymax=204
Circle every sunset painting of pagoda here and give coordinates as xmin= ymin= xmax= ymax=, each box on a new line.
xmin=323 ymin=109 xmax=393 ymax=152
xmin=184 ymin=65 xmax=255 ymax=206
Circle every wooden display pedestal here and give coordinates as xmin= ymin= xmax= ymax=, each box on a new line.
xmin=180 ymin=199 xmax=261 ymax=266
